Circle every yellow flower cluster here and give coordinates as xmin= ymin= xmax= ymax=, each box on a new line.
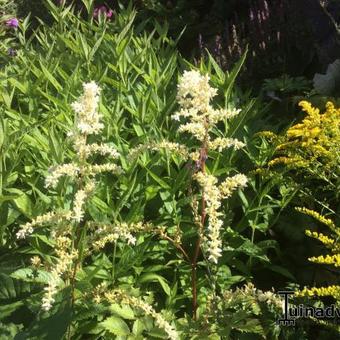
xmin=265 ymin=100 xmax=340 ymax=175
xmin=295 ymin=207 xmax=337 ymax=232
xmin=296 ymin=207 xmax=340 ymax=300
xmin=296 ymin=285 xmax=340 ymax=300
xmin=308 ymin=254 xmax=340 ymax=267
xmin=305 ymin=230 xmax=334 ymax=248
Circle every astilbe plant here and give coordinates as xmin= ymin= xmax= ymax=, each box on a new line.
xmin=203 ymin=282 xmax=283 ymax=337
xmin=129 ymin=70 xmax=248 ymax=319
xmin=15 ymin=81 xmax=178 ymax=340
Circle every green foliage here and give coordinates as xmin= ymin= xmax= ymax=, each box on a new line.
xmin=0 ymin=1 xmax=338 ymax=339
xmin=263 ymin=74 xmax=312 ymax=96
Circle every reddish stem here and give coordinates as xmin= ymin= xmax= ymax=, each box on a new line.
xmin=191 ymin=145 xmax=207 ymax=320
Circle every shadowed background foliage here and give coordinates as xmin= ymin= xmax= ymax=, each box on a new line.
xmin=11 ymin=0 xmax=340 ymax=86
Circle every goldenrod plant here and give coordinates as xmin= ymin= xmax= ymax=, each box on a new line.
xmin=257 ymin=100 xmax=340 ymax=209
xmin=268 ymin=100 xmax=340 ymax=172
xmin=295 ymin=207 xmax=340 ymax=300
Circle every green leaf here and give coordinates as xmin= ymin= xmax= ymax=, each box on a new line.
xmin=206 ymin=50 xmax=225 ymax=83
xmin=100 ymin=316 xmax=130 ymax=336
xmin=224 ymin=47 xmax=248 ymax=105
xmin=18 ymin=296 xmax=72 ymax=339
xmin=132 ymin=124 xmax=144 ymax=137
xmin=10 ymin=269 xmax=57 ymax=284
xmin=139 ymin=273 xmax=171 ymax=296
xmin=0 ymin=301 xmax=24 ymax=320
xmin=110 ymin=304 xmax=135 ymax=320
xmin=144 ymin=168 xmax=170 ymax=190
xmin=145 ymin=185 xmax=160 ymax=201
xmin=266 ymin=265 xmax=296 ymax=281
xmin=132 ymin=319 xmax=146 ymax=336
xmin=39 ymin=62 xmax=62 ymax=92
xmin=11 ymin=191 xmax=33 ymax=218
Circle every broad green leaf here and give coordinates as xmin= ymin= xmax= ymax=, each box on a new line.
xmin=8 ymin=190 xmax=33 ymax=218
xmin=110 ymin=303 xmax=135 ymax=320
xmin=139 ymin=273 xmax=171 ymax=296
xmin=10 ymin=269 xmax=57 ymax=284
xmin=100 ymin=316 xmax=130 ymax=336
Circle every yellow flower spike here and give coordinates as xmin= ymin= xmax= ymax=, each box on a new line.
xmin=298 ymin=100 xmax=320 ymax=116
xmin=296 ymin=207 xmax=340 ymax=302
xmin=295 ymin=207 xmax=336 ymax=230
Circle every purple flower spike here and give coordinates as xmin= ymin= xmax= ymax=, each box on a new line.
xmin=93 ymin=5 xmax=113 ymax=20
xmin=5 ymin=18 xmax=19 ymax=28
xmin=106 ymin=9 xmax=113 ymax=18
xmin=8 ymin=48 xmax=17 ymax=57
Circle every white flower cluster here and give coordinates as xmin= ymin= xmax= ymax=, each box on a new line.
xmin=208 ymin=137 xmax=245 ymax=152
xmin=219 ymin=174 xmax=248 ymax=199
xmin=93 ymin=224 xmax=136 ymax=249
xmin=104 ymin=289 xmax=179 ymax=340
xmin=72 ymin=181 xmax=95 ymax=222
xmin=127 ymin=140 xmax=189 ymax=162
xmin=42 ymin=278 xmax=58 ymax=311
xmin=88 ymin=221 xmax=155 ymax=250
xmin=176 ymin=70 xmax=217 ymax=113
xmin=17 ymin=82 xmax=126 ymax=312
xmin=16 ymin=211 xmax=72 ymax=239
xmin=170 ymin=70 xmax=248 ymax=264
xmin=71 ymin=81 xmax=104 ymax=135
xmin=194 ymin=172 xmax=223 ymax=263
xmin=223 ymin=282 xmax=283 ymax=310
xmin=45 ymin=163 xmax=80 ymax=188
xmin=194 ymin=171 xmax=248 ymax=264
xmin=172 ymin=70 xmax=242 ymax=143
xmin=72 ymin=189 xmax=87 ymax=222
xmin=81 ymin=143 xmax=120 ymax=159
xmin=42 ymin=236 xmax=78 ymax=311
xmin=85 ymin=163 xmax=123 ymax=176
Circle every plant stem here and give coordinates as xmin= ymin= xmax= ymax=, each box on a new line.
xmin=112 ymin=241 xmax=117 ymax=280
xmin=161 ymin=234 xmax=191 ymax=263
xmin=191 ymin=141 xmax=208 ymax=320
xmin=68 ymin=134 xmax=88 ymax=340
